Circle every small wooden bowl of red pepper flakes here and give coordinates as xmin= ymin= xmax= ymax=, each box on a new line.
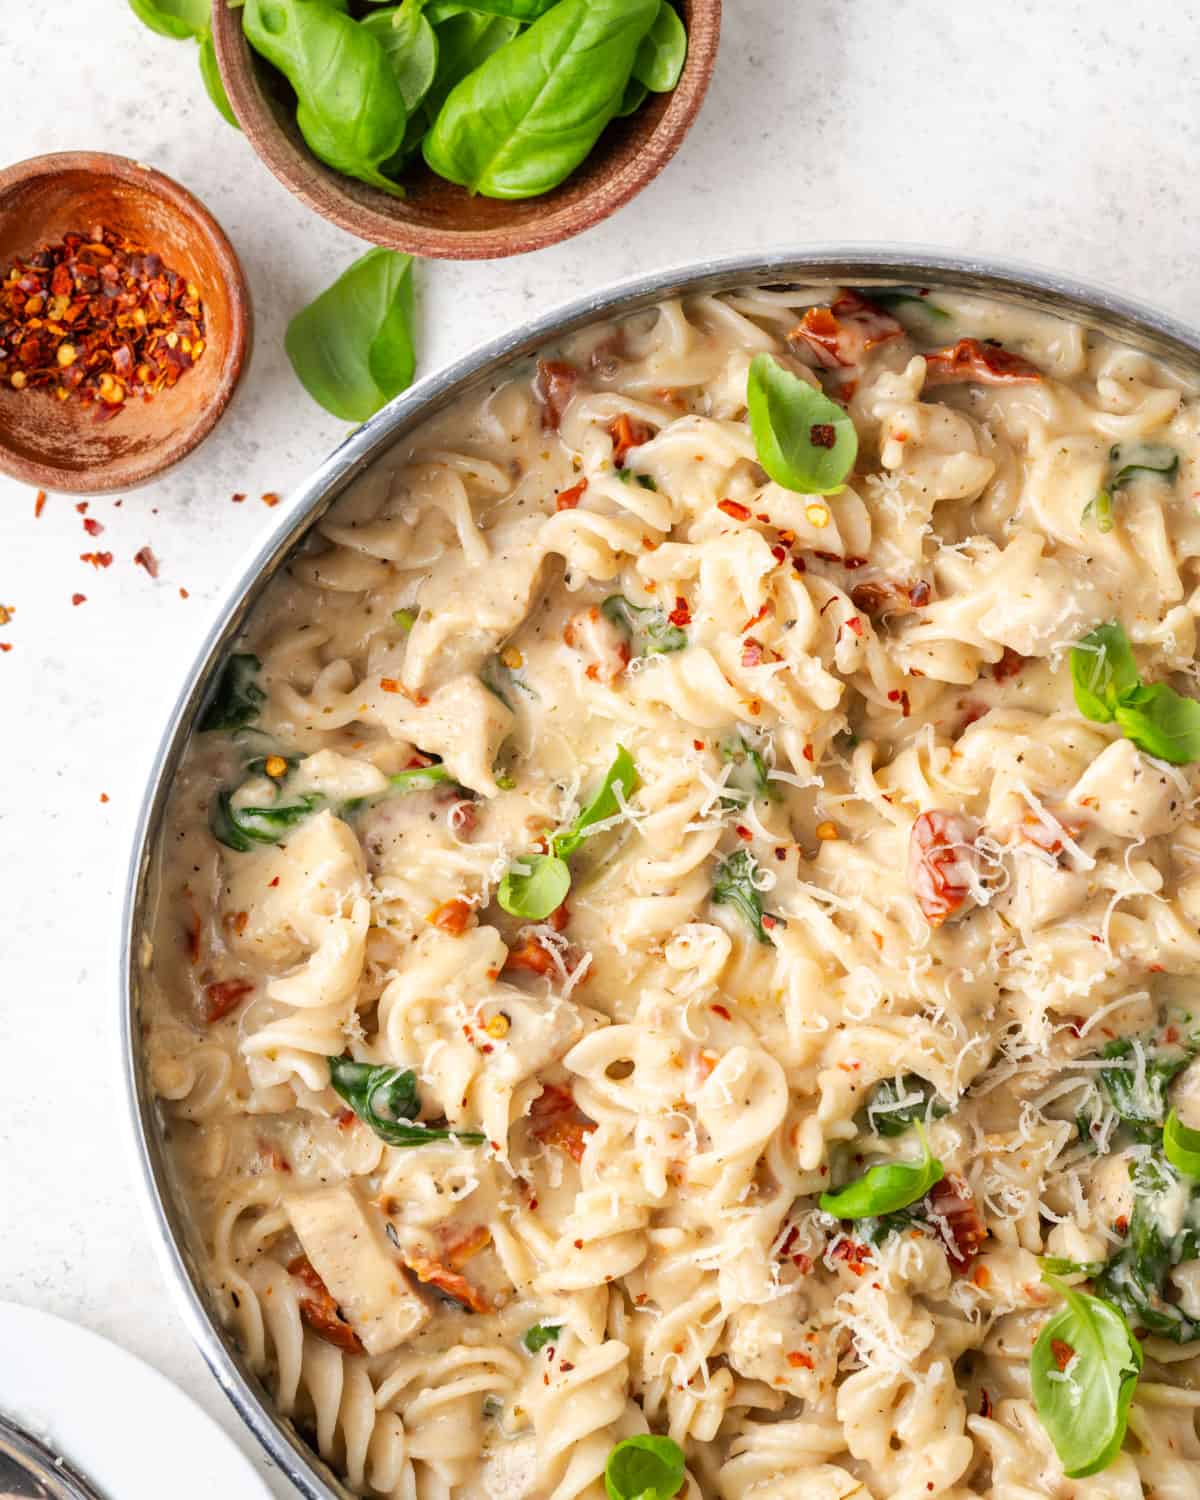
xmin=0 ymin=152 xmax=250 ymax=494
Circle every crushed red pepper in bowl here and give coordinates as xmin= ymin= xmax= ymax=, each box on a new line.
xmin=0 ymin=223 xmax=206 ymax=420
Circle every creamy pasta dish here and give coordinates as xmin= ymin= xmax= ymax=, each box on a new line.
xmin=145 ymin=282 xmax=1200 ymax=1500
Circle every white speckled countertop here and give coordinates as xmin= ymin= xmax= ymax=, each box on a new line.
xmin=3 ymin=0 xmax=1200 ymax=1492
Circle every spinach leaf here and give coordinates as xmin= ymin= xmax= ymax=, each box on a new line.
xmin=865 ymin=1075 xmax=950 ymax=1137
xmin=719 ymin=737 xmax=774 ymax=807
xmin=211 ymin=788 xmax=324 ymax=851
xmin=1031 ymin=1273 xmax=1142 ymax=1478
xmin=601 ymin=595 xmax=686 ymax=657
xmin=746 ymin=353 xmax=858 ymax=495
xmin=480 ymin=652 xmax=537 ymax=710
xmin=1165 ymin=1108 xmax=1200 ymax=1178
xmin=242 ymin=0 xmax=409 ymax=194
xmin=1069 ymin=620 xmax=1200 ymax=763
xmin=1081 ymin=489 xmax=1114 ymax=533
xmin=1097 ymin=1035 xmax=1193 ymax=1140
xmin=522 ymin=1322 xmax=561 ymax=1352
xmin=198 ymin=30 xmax=240 ymax=127
xmin=1110 ymin=441 xmax=1179 ymax=490
xmin=632 ymin=1 xmax=686 ymax=92
xmin=1095 ymin=1158 xmax=1200 ymax=1341
xmin=711 ymin=848 xmax=774 ymax=946
xmin=497 ymin=748 xmax=638 ymax=919
xmin=362 ymin=2 xmax=440 ymax=113
xmin=285 ymin=250 xmax=416 ymax=423
xmin=854 ymin=285 xmax=949 ymax=320
xmin=329 ymin=1057 xmax=485 ymax=1146
xmin=819 ymin=1123 xmax=943 ymax=1219
xmin=423 ymin=0 xmax=659 ymax=199
xmin=199 ymin=653 xmax=265 ymax=732
xmin=128 ymin=0 xmax=210 ymax=40
xmin=604 ymin=1436 xmax=685 ymax=1500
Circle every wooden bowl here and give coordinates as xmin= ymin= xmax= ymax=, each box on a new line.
xmin=212 ymin=1 xmax=720 ymax=260
xmin=0 ymin=153 xmax=250 ymax=495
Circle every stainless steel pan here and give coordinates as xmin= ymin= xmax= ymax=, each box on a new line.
xmin=120 ymin=248 xmax=1200 ymax=1500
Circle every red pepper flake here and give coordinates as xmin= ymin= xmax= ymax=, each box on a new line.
xmin=735 ymin=824 xmax=753 ymax=841
xmin=710 ymin=1003 xmax=732 ymax=1020
xmin=0 ymin=643 xmax=11 ymax=653
xmin=693 ymin=739 xmax=704 ymax=751
xmin=979 ymin=1389 xmax=993 ymax=1419
xmin=803 ymin=744 xmax=814 ymax=761
xmin=555 ymin=477 xmax=588 ymax=511
xmin=428 ymin=898 xmax=475 ymax=936
xmin=231 ymin=492 xmax=246 ymax=504
xmin=786 ymin=1351 xmax=814 ymax=1369
xmin=742 ymin=603 xmax=770 ymax=633
xmin=82 ymin=516 xmax=104 ymax=536
xmin=380 ymin=677 xmax=401 ymax=694
xmin=809 ymin=423 xmax=836 ymax=449
xmin=34 ymin=490 xmax=46 ymax=518
xmin=843 ymin=615 xmax=864 ymax=638
xmin=0 ymin=604 xmax=11 ymax=626
xmin=1050 ymin=1339 xmax=1075 ymax=1372
xmin=608 ymin=412 xmax=653 ymax=466
xmin=268 ymin=875 xmax=280 ymax=888
xmin=718 ymin=498 xmax=751 ymax=521
xmin=99 ymin=792 xmax=109 ymax=803
xmin=80 ymin=551 xmax=113 ymax=568
xmin=75 ymin=501 xmax=88 ymax=514
xmin=71 ymin=592 xmax=86 ymax=606
xmin=0 ymin=223 xmax=206 ymax=418
xmin=134 ymin=545 xmax=159 ymax=578
xmin=179 ymin=586 xmax=189 ymax=599
xmin=887 ymin=688 xmax=911 ymax=717
xmin=668 ymin=596 xmax=691 ymax=627
xmin=261 ymin=492 xmax=280 ymax=507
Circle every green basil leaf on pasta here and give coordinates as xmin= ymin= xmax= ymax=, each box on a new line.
xmin=1069 ymin=621 xmax=1140 ymax=723
xmin=1030 ymin=1274 xmax=1142 ymax=1478
xmin=604 ymin=1435 xmax=685 ymax=1500
xmin=631 ymin=1 xmax=687 ymax=92
xmin=199 ymin=653 xmax=266 ymax=732
xmin=854 ymin=285 xmax=949 ymax=320
xmin=865 ymin=1075 xmax=950 ymax=1137
xmin=719 ymin=737 xmax=774 ymax=806
xmin=497 ymin=852 xmax=571 ymax=921
xmin=746 ymin=353 xmax=857 ymax=495
xmin=1081 ymin=489 xmax=1114 ymax=533
xmin=711 ymin=848 xmax=775 ymax=945
xmin=819 ymin=1123 xmax=943 ymax=1219
xmin=285 ymin=249 xmax=416 ymax=423
xmin=1164 ymin=1108 xmax=1200 ymax=1178
xmin=1110 ymin=441 xmax=1179 ymax=490
xmin=553 ymin=746 xmax=638 ymax=859
xmin=1113 ymin=681 xmax=1200 ymax=765
xmin=328 ymin=1057 xmax=485 ymax=1146
xmin=211 ymin=790 xmax=324 ymax=851
xmin=601 ymin=595 xmax=686 ymax=656
xmin=522 ymin=1322 xmax=561 ymax=1353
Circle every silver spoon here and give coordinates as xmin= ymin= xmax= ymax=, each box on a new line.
xmin=0 ymin=1413 xmax=107 ymax=1500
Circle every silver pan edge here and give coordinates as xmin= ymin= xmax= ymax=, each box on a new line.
xmin=119 ymin=246 xmax=1200 ymax=1500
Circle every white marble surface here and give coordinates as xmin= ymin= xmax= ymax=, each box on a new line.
xmin=3 ymin=0 xmax=1200 ymax=1493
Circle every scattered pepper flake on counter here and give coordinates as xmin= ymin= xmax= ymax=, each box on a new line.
xmin=71 ymin=593 xmax=86 ymax=606
xmin=99 ymin=792 xmax=109 ymax=804
xmin=80 ymin=551 xmax=113 ymax=569
xmin=261 ymin=492 xmax=280 ymax=508
xmin=82 ymin=516 xmax=104 ymax=536
xmin=34 ymin=490 xmax=46 ymax=518
xmin=179 ymin=586 xmax=189 ymax=599
xmin=134 ymin=545 xmax=159 ymax=578
xmin=231 ymin=492 xmax=245 ymax=503
xmin=0 ymin=223 xmax=206 ymax=419
xmin=0 ymin=643 xmax=11 ymax=653
xmin=0 ymin=604 xmax=11 ymax=625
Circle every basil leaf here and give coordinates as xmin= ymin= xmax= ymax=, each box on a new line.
xmin=362 ymin=3 xmax=440 ymax=113
xmin=242 ymin=0 xmax=409 ymax=194
xmin=198 ymin=30 xmax=240 ymax=127
xmin=1110 ymin=441 xmax=1179 ymax=490
xmin=601 ymin=595 xmax=686 ymax=656
xmin=1114 ymin=681 xmax=1200 ymax=765
xmin=1040 ymin=1256 xmax=1107 ymax=1277
xmin=421 ymin=10 xmax=521 ymax=120
xmin=128 ymin=0 xmax=210 ymax=40
xmin=522 ymin=1322 xmax=561 ymax=1352
xmin=390 ymin=765 xmax=452 ymax=794
xmin=423 ymin=0 xmax=659 ymax=199
xmin=497 ymin=853 xmax=571 ymax=921
xmin=615 ymin=78 xmax=649 ymax=117
xmin=1165 ymin=1109 xmax=1200 ymax=1178
xmin=864 ymin=1075 xmax=950 ymax=1137
xmin=632 ymin=1 xmax=686 ymax=92
xmin=553 ymin=746 xmax=638 ymax=859
xmin=199 ymin=653 xmax=265 ymax=732
xmin=1081 ymin=489 xmax=1114 ymax=533
xmin=604 ymin=1436 xmax=685 ymax=1500
xmin=1031 ymin=1274 xmax=1142 ymax=1478
xmin=719 ymin=737 xmax=774 ymax=806
xmin=746 ymin=353 xmax=858 ymax=495
xmin=285 ymin=250 xmax=416 ymax=423
xmin=711 ymin=848 xmax=774 ymax=946
xmin=819 ymin=1123 xmax=943 ymax=1219
xmin=427 ymin=0 xmax=556 ymax=16
xmin=1069 ymin=621 xmax=1140 ymax=723
xmin=328 ymin=1057 xmax=484 ymax=1146
xmin=854 ymin=285 xmax=949 ymax=320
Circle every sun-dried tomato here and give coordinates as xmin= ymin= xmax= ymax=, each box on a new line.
xmin=288 ymin=1254 xmax=364 ymax=1354
xmin=850 ymin=577 xmax=931 ymax=617
xmin=788 ymin=290 xmax=904 ymax=369
xmin=529 ymin=1082 xmax=596 ymax=1163
xmin=609 ymin=412 xmax=654 ymax=466
xmin=923 ymin=338 xmax=1042 ymax=386
xmin=927 ymin=1175 xmax=987 ymax=1272
xmin=909 ymin=810 xmax=980 ymax=926
xmin=401 ymin=1248 xmax=491 ymax=1314
xmin=555 ymin=477 xmax=588 ymax=511
xmin=535 ymin=359 xmax=578 ymax=431
xmin=205 ymin=976 xmax=254 ymax=1023
xmin=428 ymin=898 xmax=474 ymax=936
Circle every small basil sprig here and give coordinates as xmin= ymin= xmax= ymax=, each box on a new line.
xmin=719 ymin=737 xmax=774 ymax=807
xmin=328 ymin=1057 xmax=484 ymax=1147
xmin=601 ymin=595 xmax=686 ymax=656
xmin=1070 ymin=620 xmax=1200 ymax=763
xmin=199 ymin=653 xmax=266 ymax=732
xmin=746 ymin=353 xmax=858 ymax=495
xmin=855 ymin=285 xmax=949 ymax=320
xmin=711 ymin=848 xmax=774 ymax=945
xmin=423 ymin=0 xmax=659 ymax=199
xmin=819 ymin=1123 xmax=943 ymax=1219
xmin=1164 ymin=1108 xmax=1200 ymax=1177
xmin=865 ymin=1075 xmax=950 ymax=1137
xmin=498 ymin=748 xmax=638 ymax=920
xmin=1110 ymin=441 xmax=1179 ymax=490
xmin=604 ymin=1435 xmax=685 ymax=1500
xmin=1031 ymin=1273 xmax=1142 ymax=1478
xmin=523 ymin=1322 xmax=561 ymax=1352
xmin=286 ymin=250 xmax=416 ymax=423
xmin=631 ymin=1 xmax=687 ymax=92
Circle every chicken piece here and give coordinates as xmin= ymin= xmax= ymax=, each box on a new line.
xmin=373 ymin=674 xmax=515 ymax=797
xmin=1066 ymin=737 xmax=1187 ymax=840
xmin=285 ymin=1185 xmax=430 ymax=1356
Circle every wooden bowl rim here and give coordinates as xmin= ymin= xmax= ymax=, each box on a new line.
xmin=0 ymin=151 xmax=251 ymax=494
xmin=212 ymin=0 xmax=721 ymax=261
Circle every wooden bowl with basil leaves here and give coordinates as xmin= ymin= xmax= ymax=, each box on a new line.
xmin=211 ymin=0 xmax=720 ymax=261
